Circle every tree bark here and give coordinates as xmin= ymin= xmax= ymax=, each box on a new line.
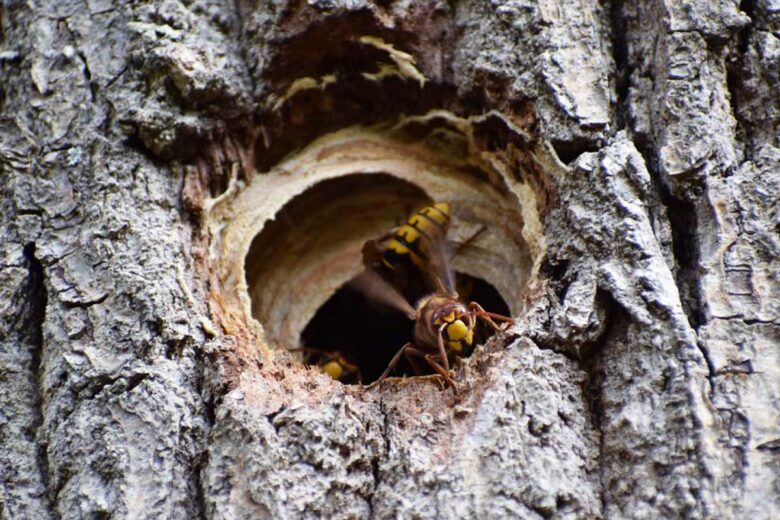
xmin=1 ymin=1 xmax=777 ymax=519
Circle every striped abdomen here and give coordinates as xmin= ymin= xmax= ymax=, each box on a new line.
xmin=382 ymin=202 xmax=450 ymax=271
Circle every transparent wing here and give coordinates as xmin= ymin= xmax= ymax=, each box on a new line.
xmin=422 ymin=230 xmax=456 ymax=295
xmin=427 ymin=223 xmax=486 ymax=296
xmin=348 ymin=269 xmax=417 ymax=319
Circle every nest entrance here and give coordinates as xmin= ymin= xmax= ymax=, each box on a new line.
xmin=212 ymin=121 xmax=547 ymax=386
xmin=243 ymin=173 xmax=431 ymax=351
xmin=301 ymin=273 xmax=509 ymax=384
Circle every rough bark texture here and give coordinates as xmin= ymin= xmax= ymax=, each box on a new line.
xmin=1 ymin=1 xmax=777 ymax=519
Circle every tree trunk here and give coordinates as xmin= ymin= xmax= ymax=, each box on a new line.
xmin=1 ymin=1 xmax=777 ymax=519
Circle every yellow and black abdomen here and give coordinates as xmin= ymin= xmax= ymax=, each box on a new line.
xmin=381 ymin=202 xmax=450 ymax=273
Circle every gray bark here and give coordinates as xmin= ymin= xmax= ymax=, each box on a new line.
xmin=1 ymin=1 xmax=777 ymax=519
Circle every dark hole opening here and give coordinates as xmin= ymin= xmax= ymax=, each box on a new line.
xmin=300 ymin=272 xmax=510 ymax=384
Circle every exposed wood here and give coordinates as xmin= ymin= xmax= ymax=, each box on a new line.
xmin=1 ymin=1 xmax=777 ymax=518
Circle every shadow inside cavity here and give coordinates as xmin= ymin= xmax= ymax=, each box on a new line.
xmin=301 ymin=273 xmax=509 ymax=383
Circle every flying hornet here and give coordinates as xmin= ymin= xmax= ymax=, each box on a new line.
xmin=355 ymin=202 xmax=512 ymax=388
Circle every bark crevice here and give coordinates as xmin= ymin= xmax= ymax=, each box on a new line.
xmin=725 ymin=2 xmax=755 ymax=162
xmin=3 ymin=1 xmax=776 ymax=517
xmin=608 ymin=0 xmax=631 ymax=134
xmin=660 ymin=185 xmax=705 ymax=331
xmin=367 ymin=396 xmax=389 ymax=520
xmin=22 ymin=242 xmax=55 ymax=517
xmin=579 ymin=291 xmax=618 ymax=520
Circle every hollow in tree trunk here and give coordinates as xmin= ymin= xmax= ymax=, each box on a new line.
xmin=1 ymin=1 xmax=778 ymax=518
